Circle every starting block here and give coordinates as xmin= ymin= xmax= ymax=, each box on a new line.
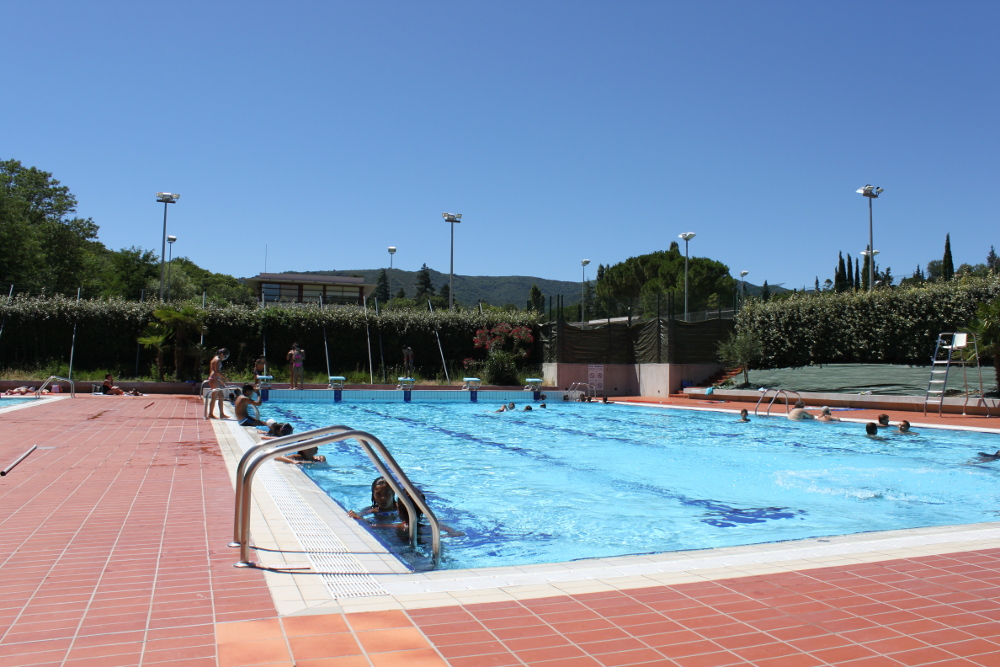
xmin=524 ymin=378 xmax=542 ymax=391
xmin=328 ymin=376 xmax=346 ymax=389
xmin=397 ymin=377 xmax=415 ymax=390
xmin=256 ymin=374 xmax=273 ymax=389
xmin=462 ymin=377 xmax=481 ymax=390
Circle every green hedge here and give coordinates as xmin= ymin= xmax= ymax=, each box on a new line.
xmin=0 ymin=296 xmax=542 ymax=378
xmin=736 ymin=278 xmax=1000 ymax=368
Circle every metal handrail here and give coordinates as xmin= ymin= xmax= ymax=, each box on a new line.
xmin=568 ymin=382 xmax=596 ymax=398
xmin=754 ymin=389 xmax=801 ymax=416
xmin=35 ymin=376 xmax=75 ymax=398
xmin=231 ymin=425 xmax=442 ymax=568
xmin=2 ymin=445 xmax=37 ymax=476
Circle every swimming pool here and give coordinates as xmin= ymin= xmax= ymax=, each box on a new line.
xmin=268 ymin=400 xmax=1000 ymax=570
xmin=0 ymin=397 xmax=38 ymax=410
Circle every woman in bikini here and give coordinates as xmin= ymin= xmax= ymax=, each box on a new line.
xmin=208 ymin=348 xmax=230 ymax=419
xmin=287 ymin=343 xmax=305 ymax=389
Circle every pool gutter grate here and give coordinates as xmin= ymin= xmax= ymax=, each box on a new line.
xmin=226 ymin=420 xmax=387 ymax=598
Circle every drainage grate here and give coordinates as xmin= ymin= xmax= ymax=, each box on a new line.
xmin=227 ymin=421 xmax=386 ymax=598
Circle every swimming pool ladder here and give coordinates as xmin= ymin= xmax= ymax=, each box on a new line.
xmin=754 ymin=388 xmax=801 ymax=416
xmin=230 ymin=424 xmax=443 ymax=568
xmin=568 ymin=382 xmax=597 ymax=399
xmin=923 ymin=332 xmax=992 ymax=417
xmin=35 ymin=376 xmax=75 ymax=398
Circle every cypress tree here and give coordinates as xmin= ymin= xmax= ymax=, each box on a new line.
xmin=942 ymin=234 xmax=955 ymax=280
xmin=845 ymin=253 xmax=854 ymax=290
xmin=760 ymin=280 xmax=771 ymax=301
xmin=814 ymin=276 xmax=820 ymax=293
xmin=373 ymin=269 xmax=390 ymax=302
xmin=835 ymin=252 xmax=847 ymax=292
xmin=988 ymin=245 xmax=999 ymax=275
xmin=855 ymin=258 xmax=860 ymax=289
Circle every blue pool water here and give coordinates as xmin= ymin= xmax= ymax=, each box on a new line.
xmin=0 ymin=397 xmax=37 ymax=410
xmin=268 ymin=401 xmax=1000 ymax=570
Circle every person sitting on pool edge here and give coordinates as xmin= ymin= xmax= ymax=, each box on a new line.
xmin=816 ymin=406 xmax=840 ymax=422
xmin=275 ymin=446 xmax=326 ymax=464
xmin=348 ymin=477 xmax=396 ymax=519
xmin=787 ymin=400 xmax=815 ymax=421
xmin=737 ymin=408 xmax=750 ymax=423
xmin=234 ymin=383 xmax=266 ymax=426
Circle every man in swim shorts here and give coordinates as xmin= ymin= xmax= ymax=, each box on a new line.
xmin=234 ymin=383 xmax=265 ymax=426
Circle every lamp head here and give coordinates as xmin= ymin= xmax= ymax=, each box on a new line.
xmin=581 ymin=259 xmax=590 ymax=267
xmin=856 ymin=185 xmax=883 ymax=198
xmin=740 ymin=270 xmax=749 ymax=278
xmin=167 ymin=235 xmax=177 ymax=244
xmin=679 ymin=232 xmax=696 ymax=242
xmin=388 ymin=246 xmax=396 ymax=254
xmin=156 ymin=192 xmax=179 ymax=203
xmin=442 ymin=212 xmax=462 ymax=223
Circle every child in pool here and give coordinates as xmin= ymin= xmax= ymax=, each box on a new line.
xmin=736 ymin=408 xmax=750 ymax=423
xmin=347 ymin=477 xmax=396 ymax=519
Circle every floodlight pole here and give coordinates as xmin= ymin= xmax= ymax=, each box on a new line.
xmin=156 ymin=192 xmax=179 ymax=300
xmin=166 ymin=236 xmax=177 ymax=300
xmin=442 ymin=213 xmax=462 ymax=309
xmin=740 ymin=270 xmax=749 ymax=305
xmin=857 ymin=185 xmax=883 ymax=291
xmin=679 ymin=232 xmax=696 ymax=321
xmin=388 ymin=246 xmax=396 ymax=297
xmin=581 ymin=259 xmax=590 ymax=323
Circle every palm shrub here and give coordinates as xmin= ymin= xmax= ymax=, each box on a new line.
xmin=965 ymin=296 xmax=1000 ymax=391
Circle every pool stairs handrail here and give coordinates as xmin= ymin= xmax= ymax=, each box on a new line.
xmin=568 ymin=382 xmax=596 ymax=398
xmin=230 ymin=425 xmax=442 ymax=568
xmin=924 ymin=332 xmax=992 ymax=417
xmin=35 ymin=376 xmax=75 ymax=398
xmin=754 ymin=388 xmax=801 ymax=416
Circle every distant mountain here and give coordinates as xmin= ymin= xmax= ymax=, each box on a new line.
xmin=299 ymin=268 xmax=585 ymax=307
xmin=293 ymin=269 xmax=788 ymax=306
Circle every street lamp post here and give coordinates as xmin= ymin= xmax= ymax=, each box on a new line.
xmin=166 ymin=235 xmax=177 ymax=300
xmin=156 ymin=192 xmax=179 ymax=300
xmin=387 ymin=246 xmax=396 ymax=298
xmin=581 ymin=259 xmax=591 ymax=323
xmin=442 ymin=213 xmax=462 ymax=309
xmin=679 ymin=232 xmax=696 ymax=321
xmin=856 ymin=185 xmax=884 ymax=292
xmin=740 ymin=270 xmax=749 ymax=305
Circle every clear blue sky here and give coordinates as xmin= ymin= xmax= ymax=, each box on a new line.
xmin=4 ymin=1 xmax=997 ymax=290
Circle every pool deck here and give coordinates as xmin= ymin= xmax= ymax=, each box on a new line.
xmin=2 ymin=394 xmax=1000 ymax=666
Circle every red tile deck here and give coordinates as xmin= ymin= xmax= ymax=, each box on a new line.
xmin=2 ymin=394 xmax=1000 ymax=666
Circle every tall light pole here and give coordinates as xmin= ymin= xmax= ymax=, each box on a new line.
xmin=387 ymin=246 xmax=396 ymax=298
xmin=581 ymin=259 xmax=591 ymax=323
xmin=442 ymin=213 xmax=462 ymax=309
xmin=156 ymin=192 xmax=179 ymax=300
xmin=856 ymin=185 xmax=884 ymax=292
xmin=679 ymin=232 xmax=696 ymax=321
xmin=166 ymin=235 xmax=177 ymax=300
xmin=740 ymin=270 xmax=749 ymax=304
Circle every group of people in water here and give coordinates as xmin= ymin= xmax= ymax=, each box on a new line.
xmin=736 ymin=402 xmax=917 ymax=436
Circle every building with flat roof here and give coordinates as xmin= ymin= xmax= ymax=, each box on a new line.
xmin=243 ymin=273 xmax=374 ymax=305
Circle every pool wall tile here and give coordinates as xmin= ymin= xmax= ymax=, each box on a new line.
xmin=266 ymin=389 xmax=552 ymax=403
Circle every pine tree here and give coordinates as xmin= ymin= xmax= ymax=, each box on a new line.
xmin=413 ymin=263 xmax=435 ymax=299
xmin=943 ymin=234 xmax=955 ymax=280
xmin=854 ymin=258 xmax=860 ymax=289
xmin=987 ymin=245 xmax=998 ymax=275
xmin=814 ymin=276 xmax=820 ymax=293
xmin=395 ymin=288 xmax=407 ymax=300
xmin=373 ymin=269 xmax=390 ymax=302
xmin=439 ymin=283 xmax=451 ymax=304
xmin=845 ymin=253 xmax=854 ymax=290
xmin=835 ymin=252 xmax=847 ymax=292
xmin=528 ymin=284 xmax=545 ymax=313
xmin=760 ymin=280 xmax=771 ymax=301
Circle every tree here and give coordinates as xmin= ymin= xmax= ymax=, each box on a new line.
xmin=943 ymin=233 xmax=955 ymax=280
xmin=373 ymin=269 xmax=390 ymax=302
xmin=760 ymin=280 xmax=771 ymax=301
xmin=854 ymin=258 xmax=860 ymax=289
xmin=395 ymin=287 xmax=407 ymax=299
xmin=414 ymin=263 xmax=435 ymax=299
xmin=814 ymin=277 xmax=820 ymax=293
xmin=926 ymin=259 xmax=944 ymax=281
xmin=846 ymin=253 xmax=854 ymax=290
xmin=988 ymin=245 xmax=999 ymax=275
xmin=528 ymin=284 xmax=544 ymax=313
xmin=965 ymin=296 xmax=1000 ymax=391
xmin=439 ymin=283 xmax=451 ymax=304
xmin=835 ymin=252 xmax=847 ymax=292
xmin=149 ymin=304 xmax=208 ymax=381
xmin=717 ymin=330 xmax=764 ymax=386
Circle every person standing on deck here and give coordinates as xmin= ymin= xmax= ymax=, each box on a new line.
xmin=287 ymin=343 xmax=305 ymax=389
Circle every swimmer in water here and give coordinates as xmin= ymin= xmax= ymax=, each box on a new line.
xmin=976 ymin=450 xmax=1000 ymax=462
xmin=816 ymin=406 xmax=840 ymax=422
xmin=896 ymin=420 xmax=918 ymax=435
xmin=348 ymin=477 xmax=396 ymax=519
xmin=737 ymin=408 xmax=750 ymax=423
